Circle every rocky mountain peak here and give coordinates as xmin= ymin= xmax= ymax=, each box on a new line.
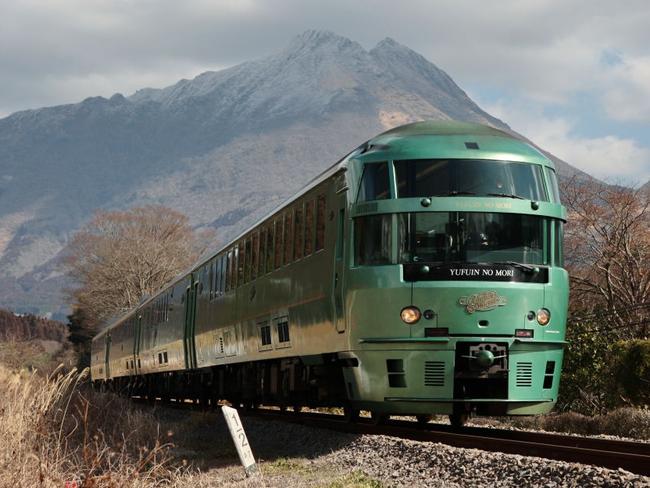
xmin=285 ymin=29 xmax=362 ymax=54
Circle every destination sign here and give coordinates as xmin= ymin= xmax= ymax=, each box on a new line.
xmin=402 ymin=263 xmax=548 ymax=283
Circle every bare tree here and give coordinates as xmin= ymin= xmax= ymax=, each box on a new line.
xmin=66 ymin=206 xmax=212 ymax=329
xmin=562 ymin=177 xmax=650 ymax=338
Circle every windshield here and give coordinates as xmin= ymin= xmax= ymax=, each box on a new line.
xmin=398 ymin=212 xmax=548 ymax=265
xmin=395 ymin=159 xmax=548 ymax=201
xmin=353 ymin=212 xmax=551 ymax=266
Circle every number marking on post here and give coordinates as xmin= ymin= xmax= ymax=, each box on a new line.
xmin=222 ymin=405 xmax=259 ymax=477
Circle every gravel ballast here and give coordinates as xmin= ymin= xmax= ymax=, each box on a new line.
xmin=160 ymin=409 xmax=650 ymax=487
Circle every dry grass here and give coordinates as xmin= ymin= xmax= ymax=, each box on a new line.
xmin=467 ymin=409 xmax=650 ymax=440
xmin=0 ymin=339 xmax=76 ymax=375
xmin=512 ymin=408 xmax=650 ymax=440
xmin=0 ymin=364 xmax=186 ymax=487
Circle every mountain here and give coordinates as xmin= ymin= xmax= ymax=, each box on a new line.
xmin=0 ymin=30 xmax=586 ymax=318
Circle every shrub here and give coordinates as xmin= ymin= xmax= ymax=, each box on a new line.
xmin=612 ymin=339 xmax=650 ymax=406
xmin=0 ymin=364 xmax=183 ymax=487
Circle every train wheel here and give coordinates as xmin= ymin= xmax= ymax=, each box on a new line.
xmin=416 ymin=415 xmax=433 ymax=425
xmin=370 ymin=411 xmax=388 ymax=426
xmin=449 ymin=412 xmax=468 ymax=428
xmin=343 ymin=406 xmax=359 ymax=423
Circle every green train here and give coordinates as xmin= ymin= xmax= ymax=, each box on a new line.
xmin=91 ymin=121 xmax=569 ymax=426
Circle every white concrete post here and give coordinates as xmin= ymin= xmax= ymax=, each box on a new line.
xmin=221 ymin=405 xmax=259 ymax=477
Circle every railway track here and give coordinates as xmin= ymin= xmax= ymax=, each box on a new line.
xmin=243 ymin=408 xmax=650 ymax=476
xmin=135 ymin=398 xmax=650 ymax=476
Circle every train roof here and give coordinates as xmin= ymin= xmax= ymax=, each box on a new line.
xmin=359 ymin=121 xmax=549 ymax=165
xmin=373 ymin=120 xmax=516 ymax=140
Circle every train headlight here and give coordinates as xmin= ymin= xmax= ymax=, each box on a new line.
xmin=536 ymin=308 xmax=551 ymax=326
xmin=400 ymin=306 xmax=421 ymax=324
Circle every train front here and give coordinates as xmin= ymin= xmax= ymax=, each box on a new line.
xmin=341 ymin=122 xmax=568 ymax=424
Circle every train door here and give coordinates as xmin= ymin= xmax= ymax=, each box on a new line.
xmin=183 ymin=275 xmax=198 ymax=369
xmin=332 ymin=180 xmax=348 ymax=333
xmin=104 ymin=333 xmax=111 ymax=378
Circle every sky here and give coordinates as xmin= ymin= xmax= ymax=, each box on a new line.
xmin=1 ymin=0 xmax=649 ymax=184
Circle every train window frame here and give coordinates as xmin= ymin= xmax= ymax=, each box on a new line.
xmin=354 ymin=214 xmax=393 ymax=266
xmin=394 ymin=159 xmax=549 ymax=202
xmin=275 ymin=317 xmax=291 ymax=348
xmin=316 ymin=194 xmax=326 ymax=251
xmin=304 ymin=199 xmax=315 ymax=256
xmin=545 ymin=167 xmax=561 ymax=203
xmin=258 ymin=322 xmax=273 ymax=351
xmin=357 ymin=161 xmax=390 ymax=202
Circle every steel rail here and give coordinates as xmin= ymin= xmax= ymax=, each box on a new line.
xmin=243 ymin=408 xmax=650 ymax=476
xmin=132 ymin=398 xmax=650 ymax=476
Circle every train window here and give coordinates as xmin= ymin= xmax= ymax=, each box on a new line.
xmin=258 ymin=322 xmax=272 ymax=350
xmin=354 ymin=214 xmax=393 ymax=265
xmin=259 ymin=228 xmax=267 ymax=275
xmin=251 ymin=232 xmax=259 ymax=280
xmin=274 ymin=219 xmax=283 ymax=269
xmin=220 ymin=255 xmax=226 ymax=293
xmin=545 ymin=167 xmax=561 ymax=203
xmin=294 ymin=205 xmax=304 ymax=261
xmin=163 ymin=351 xmax=168 ymax=364
xmin=555 ymin=220 xmax=564 ymax=267
xmin=208 ymin=261 xmax=214 ymax=298
xmin=226 ymin=249 xmax=233 ymax=291
xmin=277 ymin=320 xmax=290 ymax=343
xmin=266 ymin=224 xmax=274 ymax=272
xmin=201 ymin=266 xmax=209 ymax=295
xmin=284 ymin=212 xmax=294 ymax=264
xmin=158 ymin=353 xmax=163 ymax=364
xmin=244 ymin=237 xmax=252 ymax=283
xmin=238 ymin=241 xmax=246 ymax=284
xmin=213 ymin=257 xmax=221 ymax=296
xmin=357 ymin=162 xmax=390 ymax=201
xmin=234 ymin=245 xmax=240 ymax=288
xmin=397 ymin=212 xmax=547 ymax=265
xmin=316 ymin=194 xmax=326 ymax=251
xmin=395 ymin=159 xmax=548 ymax=201
xmin=304 ymin=200 xmax=315 ymax=256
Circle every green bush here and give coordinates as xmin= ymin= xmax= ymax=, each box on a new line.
xmin=612 ymin=339 xmax=650 ymax=406
xmin=558 ymin=319 xmax=617 ymax=414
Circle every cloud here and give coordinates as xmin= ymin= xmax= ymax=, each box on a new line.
xmin=602 ymin=55 xmax=650 ymax=122
xmin=485 ymin=99 xmax=650 ymax=185
xmin=1 ymin=0 xmax=649 ymax=112
xmin=0 ymin=0 xmax=648 ymax=183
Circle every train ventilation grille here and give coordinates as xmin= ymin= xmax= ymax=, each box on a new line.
xmin=424 ymin=361 xmax=445 ymax=387
xmin=516 ymin=362 xmax=533 ymax=387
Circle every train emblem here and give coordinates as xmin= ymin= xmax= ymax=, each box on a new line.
xmin=458 ymin=291 xmax=507 ymax=314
